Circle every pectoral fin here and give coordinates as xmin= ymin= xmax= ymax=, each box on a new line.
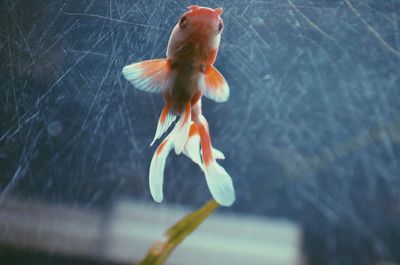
xmin=200 ymin=65 xmax=230 ymax=103
xmin=122 ymin=59 xmax=170 ymax=93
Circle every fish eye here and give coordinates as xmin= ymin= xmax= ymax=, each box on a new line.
xmin=179 ymin=15 xmax=187 ymax=28
xmin=218 ymin=22 xmax=223 ymax=32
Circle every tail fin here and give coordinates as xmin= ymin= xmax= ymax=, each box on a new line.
xmin=172 ymin=102 xmax=191 ymax=155
xmin=183 ymin=123 xmax=202 ymax=167
xmin=212 ymin=148 xmax=225 ymax=160
xmin=149 ymin=121 xmax=229 ymax=204
xmin=183 ymin=122 xmax=226 ymax=169
xmin=203 ymin=161 xmax=235 ymax=206
xmin=148 ymin=102 xmax=191 ymax=203
xmin=149 ymin=136 xmax=173 ymax=203
xmin=197 ymin=118 xmax=235 ymax=206
xmin=149 ymin=104 xmax=235 ymax=206
xmin=150 ymin=102 xmax=176 ymax=146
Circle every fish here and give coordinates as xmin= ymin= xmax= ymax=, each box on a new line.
xmin=122 ymin=5 xmax=235 ymax=206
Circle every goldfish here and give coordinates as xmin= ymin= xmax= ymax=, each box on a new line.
xmin=122 ymin=5 xmax=235 ymax=206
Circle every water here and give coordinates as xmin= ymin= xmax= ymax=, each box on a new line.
xmin=1 ymin=0 xmax=400 ymax=264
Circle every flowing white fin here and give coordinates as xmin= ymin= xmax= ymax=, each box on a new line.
xmin=212 ymin=148 xmax=225 ymax=160
xmin=149 ymin=121 xmax=200 ymax=203
xmin=149 ymin=137 xmax=173 ymax=203
xmin=183 ymin=123 xmax=202 ymax=168
xmin=173 ymin=102 xmax=191 ymax=155
xmin=204 ymin=161 xmax=235 ymax=206
xmin=196 ymin=118 xmax=235 ymax=206
xmin=150 ymin=103 xmax=176 ymax=146
xmin=183 ymin=123 xmax=225 ymax=169
xmin=149 ymin=120 xmax=232 ymax=205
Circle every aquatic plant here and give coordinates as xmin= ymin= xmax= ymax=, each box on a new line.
xmin=138 ymin=200 xmax=219 ymax=265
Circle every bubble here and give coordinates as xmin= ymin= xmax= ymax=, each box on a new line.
xmin=263 ymin=74 xmax=271 ymax=80
xmin=47 ymin=121 xmax=63 ymax=137
xmin=250 ymin=17 xmax=264 ymax=27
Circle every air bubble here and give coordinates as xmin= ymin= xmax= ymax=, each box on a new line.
xmin=47 ymin=121 xmax=63 ymax=137
xmin=251 ymin=17 xmax=264 ymax=27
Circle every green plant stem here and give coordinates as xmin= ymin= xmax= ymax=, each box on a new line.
xmin=138 ymin=199 xmax=219 ymax=265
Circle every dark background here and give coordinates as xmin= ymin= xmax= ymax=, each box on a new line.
xmin=1 ymin=0 xmax=400 ymax=264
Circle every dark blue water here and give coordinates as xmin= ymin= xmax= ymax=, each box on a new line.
xmin=1 ymin=0 xmax=400 ymax=264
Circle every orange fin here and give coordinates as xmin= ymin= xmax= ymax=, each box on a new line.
xmin=200 ymin=65 xmax=230 ymax=102
xmin=150 ymin=102 xmax=176 ymax=146
xmin=172 ymin=102 xmax=191 ymax=155
xmin=183 ymin=122 xmax=225 ymax=169
xmin=196 ymin=117 xmax=235 ymax=206
xmin=183 ymin=123 xmax=202 ymax=167
xmin=122 ymin=59 xmax=169 ymax=93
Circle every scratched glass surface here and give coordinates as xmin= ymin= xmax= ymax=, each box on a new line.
xmin=1 ymin=0 xmax=400 ymax=264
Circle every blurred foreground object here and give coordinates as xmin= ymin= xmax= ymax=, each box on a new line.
xmin=0 ymin=197 xmax=301 ymax=265
xmin=138 ymin=199 xmax=219 ymax=265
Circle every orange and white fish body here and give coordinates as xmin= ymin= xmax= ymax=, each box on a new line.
xmin=122 ymin=5 xmax=235 ymax=206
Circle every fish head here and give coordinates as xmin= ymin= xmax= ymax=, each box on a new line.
xmin=166 ymin=6 xmax=224 ymax=61
xmin=178 ymin=5 xmax=224 ymax=41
